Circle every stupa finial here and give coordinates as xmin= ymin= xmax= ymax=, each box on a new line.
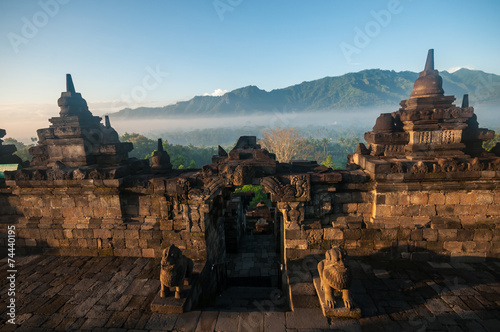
xmin=157 ymin=138 xmax=164 ymax=152
xmin=66 ymin=74 xmax=76 ymax=94
xmin=424 ymin=49 xmax=434 ymax=72
xmin=462 ymin=94 xmax=469 ymax=108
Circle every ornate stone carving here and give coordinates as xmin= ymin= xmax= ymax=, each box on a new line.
xmin=438 ymin=158 xmax=460 ymax=172
xmin=287 ymin=207 xmax=301 ymax=223
xmin=176 ymin=178 xmax=191 ymax=196
xmin=467 ymin=158 xmax=483 ymax=172
xmin=261 ymin=175 xmax=310 ymax=202
xmin=159 ymin=244 xmax=193 ymax=299
xmin=391 ymin=161 xmax=404 ymax=174
xmin=410 ymin=161 xmax=428 ymax=175
xmin=47 ymin=161 xmax=73 ymax=180
xmin=89 ymin=168 xmax=104 ymax=180
xmin=203 ymin=177 xmax=224 ymax=197
xmin=489 ymin=159 xmax=500 ymax=171
xmin=32 ymin=169 xmax=46 ymax=181
xmin=291 ymin=175 xmax=309 ymax=200
xmin=73 ymin=168 xmax=87 ymax=180
xmin=317 ymin=247 xmax=354 ymax=309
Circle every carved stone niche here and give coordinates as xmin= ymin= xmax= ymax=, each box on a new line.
xmin=314 ymin=246 xmax=361 ymax=318
xmin=277 ymin=202 xmax=303 ymax=230
xmin=261 ymin=174 xmax=311 ymax=203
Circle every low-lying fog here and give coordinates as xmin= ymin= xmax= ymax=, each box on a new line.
xmin=4 ymin=104 xmax=499 ymax=146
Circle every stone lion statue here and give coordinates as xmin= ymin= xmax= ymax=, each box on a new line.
xmin=159 ymin=244 xmax=193 ymax=299
xmin=317 ymin=246 xmax=354 ymax=309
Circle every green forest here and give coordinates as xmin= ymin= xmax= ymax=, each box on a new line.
xmin=121 ymin=127 xmax=363 ymax=169
xmin=6 ymin=126 xmax=500 ymax=170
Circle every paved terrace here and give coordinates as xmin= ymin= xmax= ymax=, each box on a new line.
xmin=1 ymin=253 xmax=499 ymax=332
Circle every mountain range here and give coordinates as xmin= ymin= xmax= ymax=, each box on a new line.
xmin=109 ymin=68 xmax=500 ymax=119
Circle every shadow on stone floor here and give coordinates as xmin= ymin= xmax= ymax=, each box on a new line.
xmin=288 ymin=246 xmax=500 ymax=331
xmin=0 ymin=246 xmax=498 ymax=331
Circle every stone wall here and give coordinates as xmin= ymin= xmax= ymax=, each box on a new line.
xmin=279 ymin=169 xmax=500 ymax=265
xmin=0 ymin=175 xmax=229 ymax=265
xmin=2 ymin=165 xmax=499 ymax=263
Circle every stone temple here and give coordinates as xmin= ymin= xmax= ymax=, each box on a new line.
xmin=1 ymin=51 xmax=499 ymax=329
xmin=29 ymin=74 xmax=134 ymax=168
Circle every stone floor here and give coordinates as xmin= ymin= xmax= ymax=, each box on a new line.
xmin=0 ymin=253 xmax=499 ymax=331
xmin=226 ymin=234 xmax=279 ymax=286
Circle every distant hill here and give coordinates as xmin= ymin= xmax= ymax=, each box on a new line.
xmin=109 ymin=68 xmax=500 ymax=119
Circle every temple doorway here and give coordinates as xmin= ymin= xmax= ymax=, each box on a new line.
xmin=207 ymin=188 xmax=286 ymax=311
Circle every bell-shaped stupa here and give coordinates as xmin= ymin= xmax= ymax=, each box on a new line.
xmin=29 ymin=74 xmax=133 ymax=167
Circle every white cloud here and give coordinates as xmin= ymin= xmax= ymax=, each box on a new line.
xmin=203 ymin=88 xmax=228 ymax=97
xmin=447 ymin=66 xmax=474 ymax=73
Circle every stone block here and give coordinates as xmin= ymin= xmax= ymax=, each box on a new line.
xmin=419 ymin=205 xmax=437 ymax=216
xmin=375 ymin=205 xmax=392 ymax=217
xmin=487 ymin=204 xmax=500 ymax=215
xmin=285 ymin=230 xmax=302 ymax=240
xmin=410 ymin=229 xmax=423 ymax=241
xmin=429 ymin=192 xmax=446 ymax=205
xmin=142 ymin=248 xmax=155 ymax=257
xmin=384 ymin=193 xmax=398 ymax=205
xmin=402 ymin=205 xmax=420 ymax=217
xmin=342 ymin=203 xmax=358 ymax=213
xmin=422 ymin=229 xmax=438 ymax=241
xmin=324 ymin=228 xmax=343 ymax=240
xmin=77 ymin=238 xmax=88 ymax=247
xmin=426 ymin=241 xmax=444 ymax=252
xmin=443 ymin=241 xmax=462 ymax=253
xmin=475 ymin=218 xmax=496 ymax=229
xmin=343 ymin=229 xmax=361 ymax=240
xmin=476 ymin=193 xmax=494 ymax=205
xmin=125 ymin=238 xmax=139 ymax=249
xmin=398 ymin=194 xmax=410 ymax=205
xmin=335 ymin=192 xmax=352 ymax=204
xmin=474 ymin=241 xmax=492 ymax=252
xmin=91 ymin=207 xmax=105 ymax=218
xmin=397 ymin=229 xmax=411 ymax=240
xmin=459 ymin=192 xmax=477 ymax=205
xmin=106 ymin=207 xmax=122 ymax=218
xmin=124 ymin=230 xmax=139 ymax=240
xmin=61 ymin=197 xmax=76 ymax=208
xmin=390 ymin=205 xmax=403 ymax=216
xmin=459 ymin=216 xmax=476 ymax=229
xmin=351 ymin=191 xmax=367 ymax=203
xmin=46 ymin=238 xmax=60 ymax=247
xmin=285 ymin=239 xmax=308 ymax=249
xmin=360 ymin=229 xmax=381 ymax=241
xmin=456 ymin=229 xmax=473 ymax=241
xmin=474 ymin=229 xmax=493 ymax=241
xmin=374 ymin=240 xmax=393 ymax=250
xmin=455 ymin=205 xmax=472 ymax=216
xmin=436 ymin=205 xmax=456 ymax=217
xmin=411 ymin=193 xmax=429 ymax=205
xmin=438 ymin=229 xmax=458 ymax=241
xmin=380 ymin=229 xmax=398 ymax=240
xmin=343 ymin=240 xmax=358 ymax=249
xmin=445 ymin=193 xmax=461 ymax=205
xmin=493 ymin=229 xmax=500 ymax=241
xmin=357 ymin=203 xmax=372 ymax=214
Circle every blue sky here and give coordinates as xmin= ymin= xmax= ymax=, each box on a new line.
xmin=1 ymin=0 xmax=500 ymax=138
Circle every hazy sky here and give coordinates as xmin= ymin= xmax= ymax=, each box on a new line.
xmin=1 ymin=0 xmax=500 ymax=139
